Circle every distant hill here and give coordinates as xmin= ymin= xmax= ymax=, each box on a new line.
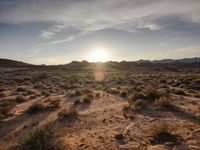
xmin=137 ymin=57 xmax=200 ymax=64
xmin=0 ymin=57 xmax=200 ymax=71
xmin=0 ymin=58 xmax=34 ymax=68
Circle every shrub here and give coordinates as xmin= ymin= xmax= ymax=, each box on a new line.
xmin=133 ymin=99 xmax=146 ymax=110
xmin=48 ymin=100 xmax=60 ymax=109
xmin=19 ymin=123 xmax=66 ymax=150
xmin=120 ymin=91 xmax=128 ymax=97
xmin=174 ymin=90 xmax=186 ymax=95
xmin=41 ymin=91 xmax=50 ymax=97
xmin=0 ymin=92 xmax=6 ymax=98
xmin=86 ymin=93 xmax=94 ymax=99
xmin=82 ymin=96 xmax=92 ymax=104
xmin=17 ymin=86 xmax=27 ymax=92
xmin=154 ymin=97 xmax=171 ymax=108
xmin=148 ymin=120 xmax=170 ymax=137
xmin=38 ymin=72 xmax=49 ymax=79
xmin=95 ymin=92 xmax=101 ymax=97
xmin=73 ymin=99 xmax=81 ymax=105
xmin=27 ymin=103 xmax=46 ymax=114
xmin=58 ymin=108 xmax=78 ymax=120
xmin=16 ymin=95 xmax=26 ymax=103
xmin=0 ymin=87 xmax=5 ymax=92
xmin=145 ymin=88 xmax=160 ymax=101
xmin=0 ymin=101 xmax=14 ymax=119
xmin=74 ymin=89 xmax=82 ymax=96
xmin=109 ymin=88 xmax=119 ymax=95
xmin=27 ymin=89 xmax=36 ymax=95
xmin=132 ymin=92 xmax=145 ymax=100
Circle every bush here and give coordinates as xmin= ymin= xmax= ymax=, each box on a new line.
xmin=145 ymin=88 xmax=160 ymax=101
xmin=27 ymin=89 xmax=36 ymax=95
xmin=41 ymin=91 xmax=50 ymax=97
xmin=38 ymin=72 xmax=49 ymax=79
xmin=73 ymin=99 xmax=81 ymax=106
xmin=154 ymin=97 xmax=171 ymax=108
xmin=86 ymin=93 xmax=94 ymax=99
xmin=0 ymin=92 xmax=6 ymax=98
xmin=58 ymin=108 xmax=78 ymax=120
xmin=133 ymin=99 xmax=146 ymax=110
xmin=74 ymin=89 xmax=82 ymax=96
xmin=0 ymin=101 xmax=14 ymax=119
xmin=174 ymin=90 xmax=186 ymax=95
xmin=16 ymin=95 xmax=26 ymax=103
xmin=48 ymin=100 xmax=60 ymax=109
xmin=132 ymin=92 xmax=145 ymax=100
xmin=82 ymin=96 xmax=92 ymax=104
xmin=148 ymin=120 xmax=170 ymax=138
xmin=27 ymin=103 xmax=46 ymax=114
xmin=19 ymin=123 xmax=66 ymax=150
xmin=17 ymin=86 xmax=27 ymax=92
xmin=109 ymin=88 xmax=119 ymax=95
xmin=120 ymin=91 xmax=128 ymax=97
xmin=95 ymin=92 xmax=101 ymax=97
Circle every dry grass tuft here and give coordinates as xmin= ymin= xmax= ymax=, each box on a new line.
xmin=17 ymin=123 xmax=67 ymax=150
xmin=58 ymin=108 xmax=78 ymax=120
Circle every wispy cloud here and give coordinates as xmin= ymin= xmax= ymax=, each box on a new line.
xmin=1 ymin=0 xmax=199 ymax=36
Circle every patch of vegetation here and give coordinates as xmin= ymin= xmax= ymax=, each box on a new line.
xmin=154 ymin=97 xmax=171 ymax=109
xmin=73 ymin=99 xmax=81 ymax=105
xmin=16 ymin=95 xmax=26 ymax=103
xmin=86 ymin=93 xmax=94 ymax=100
xmin=27 ymin=103 xmax=46 ymax=114
xmin=48 ymin=100 xmax=61 ymax=109
xmin=37 ymin=72 xmax=50 ymax=79
xmin=145 ymin=88 xmax=161 ymax=101
xmin=120 ymin=91 xmax=128 ymax=97
xmin=133 ymin=99 xmax=146 ymax=110
xmin=0 ymin=101 xmax=15 ymax=119
xmin=0 ymin=92 xmax=7 ymax=98
xmin=133 ymin=92 xmax=146 ymax=100
xmin=17 ymin=86 xmax=27 ymax=92
xmin=27 ymin=89 xmax=36 ymax=95
xmin=18 ymin=123 xmax=67 ymax=150
xmin=58 ymin=108 xmax=78 ymax=120
xmin=74 ymin=89 xmax=82 ymax=96
xmin=149 ymin=120 xmax=170 ymax=137
xmin=148 ymin=120 xmax=178 ymax=145
xmin=82 ymin=96 xmax=92 ymax=104
xmin=174 ymin=89 xmax=186 ymax=95
xmin=41 ymin=91 xmax=50 ymax=97
xmin=108 ymin=88 xmax=119 ymax=95
xmin=95 ymin=92 xmax=101 ymax=97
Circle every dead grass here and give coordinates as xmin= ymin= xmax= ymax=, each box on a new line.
xmin=154 ymin=97 xmax=171 ymax=108
xmin=58 ymin=108 xmax=78 ymax=120
xmin=0 ymin=101 xmax=15 ymax=119
xmin=16 ymin=122 xmax=67 ymax=150
xmin=148 ymin=120 xmax=170 ymax=137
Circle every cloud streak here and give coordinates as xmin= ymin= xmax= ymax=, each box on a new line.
xmin=1 ymin=0 xmax=199 ymax=34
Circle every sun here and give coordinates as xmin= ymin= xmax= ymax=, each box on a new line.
xmin=88 ymin=48 xmax=109 ymax=62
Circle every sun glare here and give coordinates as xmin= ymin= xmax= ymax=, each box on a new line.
xmin=88 ymin=48 xmax=110 ymax=62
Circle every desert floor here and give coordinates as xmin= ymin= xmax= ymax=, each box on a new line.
xmin=0 ymin=70 xmax=200 ymax=149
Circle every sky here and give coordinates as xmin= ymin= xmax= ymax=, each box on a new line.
xmin=0 ymin=0 xmax=200 ymax=65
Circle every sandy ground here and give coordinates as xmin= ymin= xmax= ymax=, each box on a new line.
xmin=0 ymin=70 xmax=200 ymax=150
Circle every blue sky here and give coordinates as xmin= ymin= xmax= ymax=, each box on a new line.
xmin=0 ymin=0 xmax=200 ymax=64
